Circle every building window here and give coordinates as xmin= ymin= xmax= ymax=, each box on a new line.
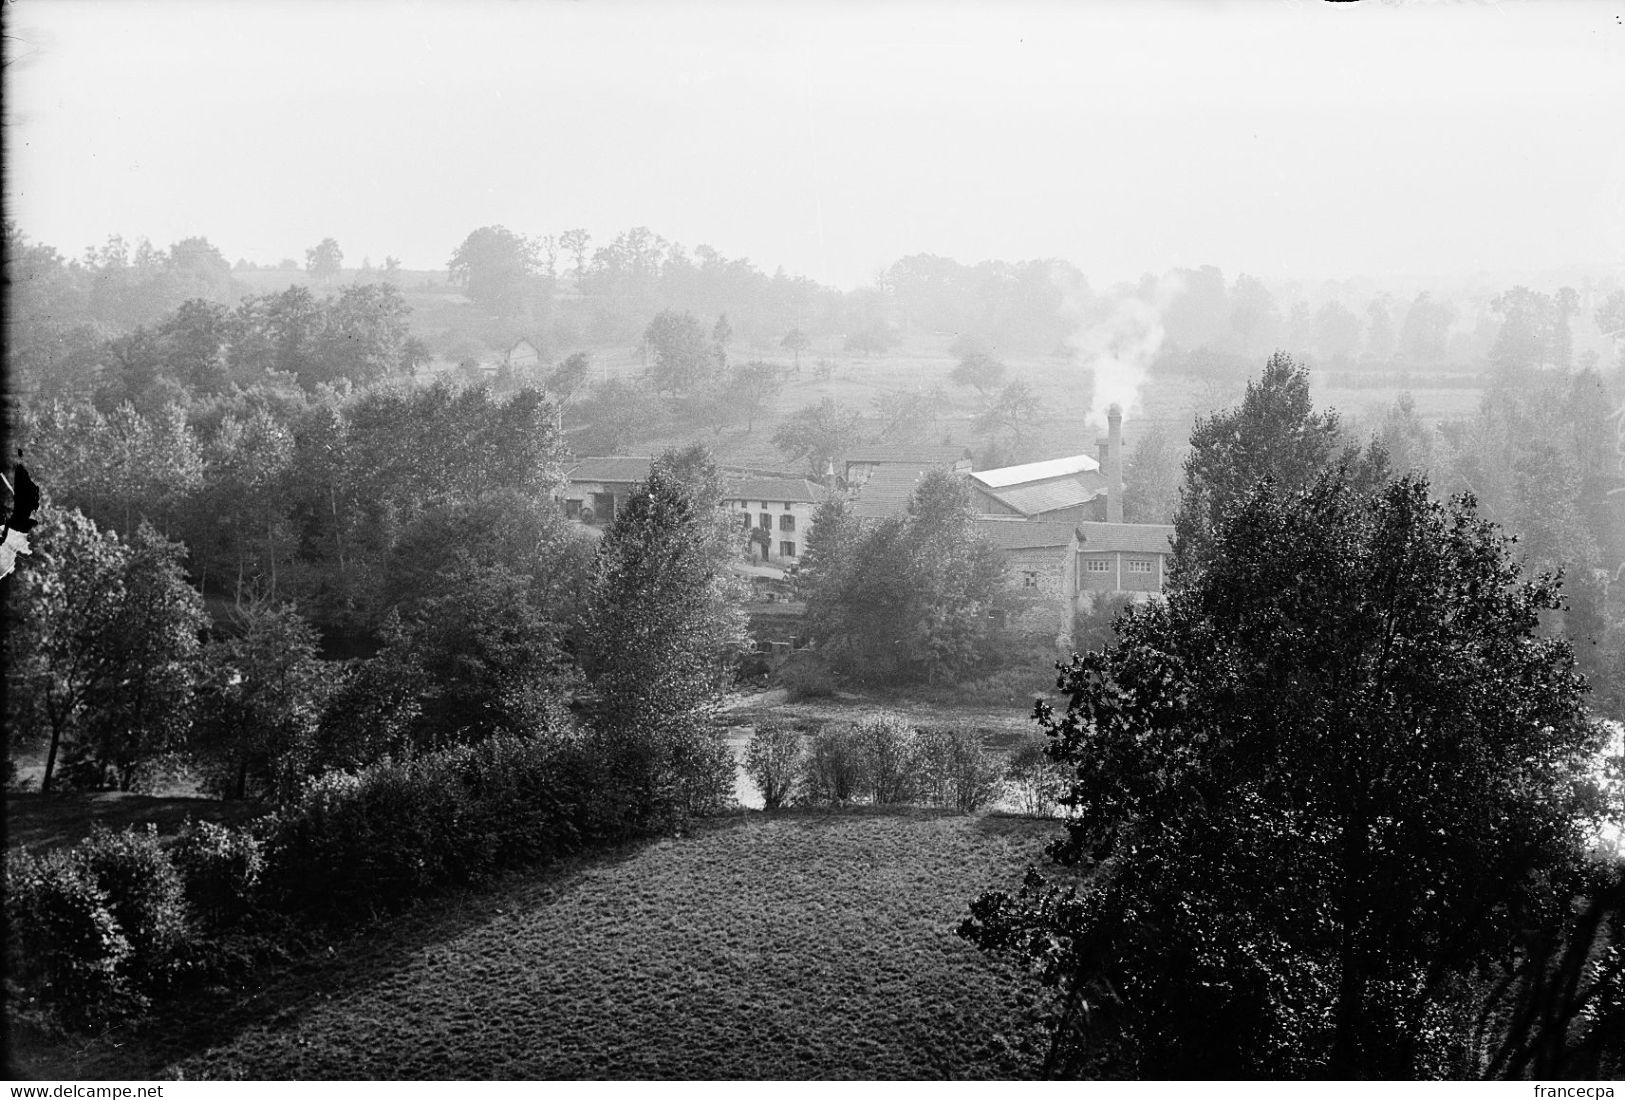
xmin=741 ymin=514 xmax=753 ymax=532
xmin=564 ymin=499 xmax=581 ymax=519
xmin=759 ymin=512 xmax=771 ymax=530
xmin=1086 ymin=559 xmax=1110 ymax=573
xmin=1128 ymin=559 xmax=1153 ymax=574
xmin=780 ymin=541 xmax=797 ymax=558
xmin=1022 ymin=571 xmax=1039 ymax=589
xmin=779 ymin=514 xmax=796 ymax=532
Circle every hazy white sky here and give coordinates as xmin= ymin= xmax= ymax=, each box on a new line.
xmin=5 ymin=0 xmax=1622 ymax=290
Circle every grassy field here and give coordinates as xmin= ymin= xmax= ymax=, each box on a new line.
xmin=12 ymin=808 xmax=1063 ymax=1080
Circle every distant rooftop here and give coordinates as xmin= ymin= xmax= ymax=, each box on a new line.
xmin=567 ymin=456 xmax=652 ymax=484
xmin=844 ymin=443 xmax=971 ymax=467
xmin=1076 ymin=522 xmax=1175 ymax=556
xmin=725 ymin=476 xmax=825 ymax=504
xmin=974 ymin=518 xmax=1079 ymax=551
xmin=971 ymin=453 xmax=1099 ymax=488
xmin=850 ymin=466 xmax=933 ymax=519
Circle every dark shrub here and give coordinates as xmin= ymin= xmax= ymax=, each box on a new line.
xmin=261 ymin=730 xmax=609 ymax=918
xmin=73 ymin=825 xmax=190 ymax=991
xmin=852 ymin=714 xmax=919 ymax=805
xmin=917 ymin=724 xmax=1004 ymax=813
xmin=798 ymin=723 xmax=862 ymax=805
xmin=744 ymin=722 xmax=803 ymax=810
xmin=4 ymin=847 xmax=141 ymax=1027
xmin=172 ymin=819 xmax=265 ymax=927
xmin=1004 ymin=733 xmax=1068 ymax=816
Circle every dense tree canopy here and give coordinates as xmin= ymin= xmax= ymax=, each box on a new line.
xmin=962 ymin=470 xmax=1616 ymax=1078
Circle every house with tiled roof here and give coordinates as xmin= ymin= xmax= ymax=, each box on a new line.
xmin=723 ymin=475 xmax=825 ymax=563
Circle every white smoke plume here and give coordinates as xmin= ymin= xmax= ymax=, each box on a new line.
xmin=1058 ymin=271 xmax=1184 ymax=431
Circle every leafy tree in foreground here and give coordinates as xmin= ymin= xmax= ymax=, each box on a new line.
xmin=580 ymin=450 xmax=747 ymax=828
xmin=960 ymin=471 xmax=1615 ymax=1078
xmin=6 ymin=510 xmax=205 ymax=793
xmin=193 ymin=602 xmax=329 ymax=802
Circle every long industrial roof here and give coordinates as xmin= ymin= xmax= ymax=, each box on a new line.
xmin=976 ymin=471 xmax=1107 ymax=516
xmin=971 ymin=453 xmax=1099 ymax=489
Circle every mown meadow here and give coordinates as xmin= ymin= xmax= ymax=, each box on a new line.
xmin=11 ymin=808 xmax=1061 ymax=1080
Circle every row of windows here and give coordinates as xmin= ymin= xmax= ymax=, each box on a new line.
xmin=737 ymin=501 xmax=799 ymax=512
xmin=1085 ymin=558 xmax=1156 ymax=573
xmin=741 ymin=513 xmax=796 ymax=532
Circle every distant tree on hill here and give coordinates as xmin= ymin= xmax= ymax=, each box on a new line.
xmin=305 ymin=237 xmax=343 ymax=285
xmin=1490 ymin=285 xmax=1580 ymax=376
xmin=644 ymin=310 xmax=720 ymax=394
xmin=772 ymin=398 xmax=862 ymax=478
xmin=973 ymin=378 xmax=1040 ymax=446
xmin=448 ymin=226 xmax=537 ymax=320
xmin=1312 ymin=300 xmax=1363 ymax=364
xmin=872 ymin=385 xmax=942 ymax=443
xmin=1398 ymin=291 xmax=1456 ymax=364
xmin=844 ymin=326 xmax=898 ymax=357
xmin=951 ymin=350 xmax=1007 ymax=396
xmin=781 ymin=327 xmax=811 ymax=370
xmin=574 ymin=377 xmax=669 ymax=454
xmin=548 ymin=351 xmax=593 ymax=406
xmin=1365 ymin=295 xmax=1398 ymax=361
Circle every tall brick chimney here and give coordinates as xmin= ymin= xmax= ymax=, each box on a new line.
xmin=1106 ymin=403 xmax=1123 ymax=523
xmin=1092 ymin=404 xmax=1125 ymax=523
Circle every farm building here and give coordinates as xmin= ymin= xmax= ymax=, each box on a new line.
xmin=560 ymin=455 xmax=651 ymax=525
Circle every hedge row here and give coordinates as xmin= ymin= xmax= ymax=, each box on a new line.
xmin=745 ymin=716 xmax=1022 ymax=813
xmin=4 ymin=730 xmax=647 ymax=1030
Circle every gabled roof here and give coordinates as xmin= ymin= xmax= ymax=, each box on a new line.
xmin=567 ymin=456 xmax=652 ymax=484
xmin=974 ymin=518 xmax=1079 ymax=551
xmin=975 ymin=471 xmax=1107 ymax=516
xmin=850 ymin=465 xmax=932 ymax=519
xmin=1075 ymin=522 xmax=1175 ymax=556
xmin=971 ymin=453 xmax=1099 ymax=488
xmin=845 ymin=443 xmax=970 ymax=467
xmin=726 ymin=477 xmax=824 ymax=504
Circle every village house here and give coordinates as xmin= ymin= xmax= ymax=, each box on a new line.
xmin=724 ymin=475 xmax=824 ymax=563
xmin=505 ymin=338 xmax=542 ymax=372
